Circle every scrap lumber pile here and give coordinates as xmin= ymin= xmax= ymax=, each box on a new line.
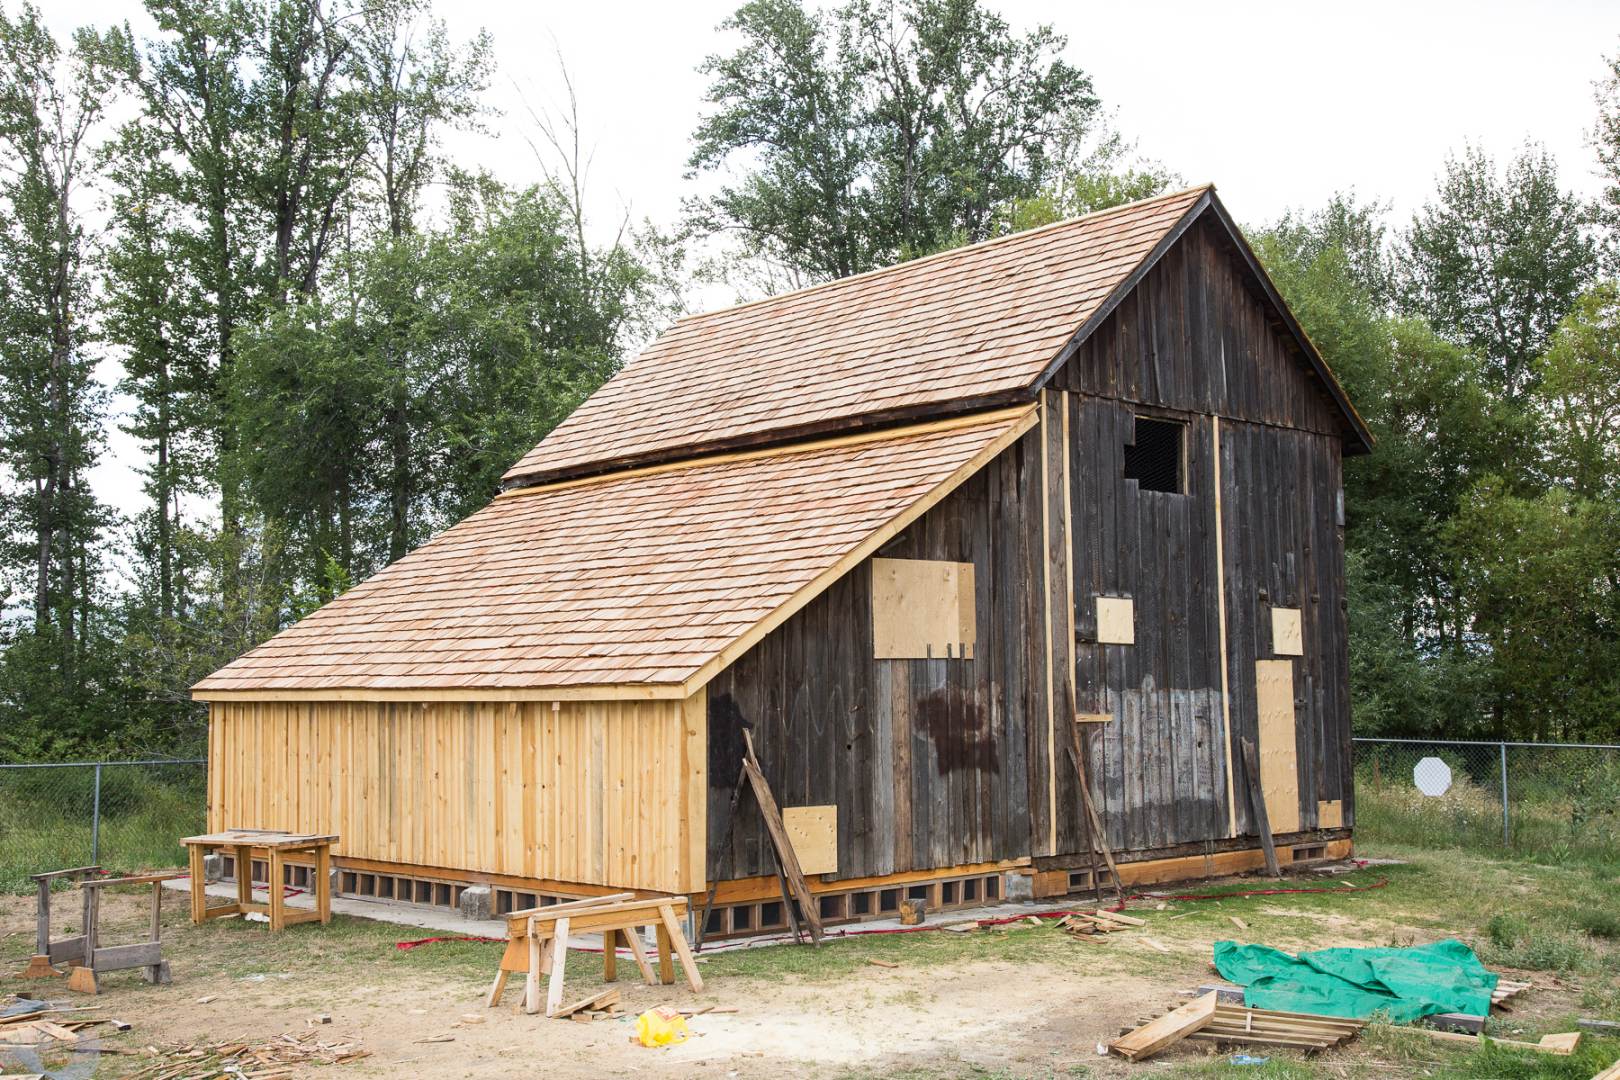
xmin=123 ymin=1031 xmax=368 ymax=1079
xmin=0 ymin=1000 xmax=125 ymax=1046
xmin=1057 ymin=909 xmax=1145 ymax=941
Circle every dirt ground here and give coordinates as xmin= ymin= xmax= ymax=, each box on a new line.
xmin=2 ymin=855 xmax=1614 ymax=1079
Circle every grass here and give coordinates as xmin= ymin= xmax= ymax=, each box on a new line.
xmin=1353 ymin=749 xmax=1620 ymax=873
xmin=0 ymin=766 xmax=205 ymax=892
xmin=6 ymin=844 xmax=1619 ymax=1080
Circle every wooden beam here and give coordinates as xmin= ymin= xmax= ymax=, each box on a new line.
xmin=1066 ymin=720 xmax=1123 ymax=903
xmin=1214 ymin=416 xmax=1237 ymax=838
xmin=741 ymin=730 xmax=824 ymax=944
xmin=1406 ymin=1027 xmax=1581 ymax=1056
xmin=1109 ymin=991 xmax=1218 ymax=1061
xmin=1239 ymin=737 xmax=1281 ymax=876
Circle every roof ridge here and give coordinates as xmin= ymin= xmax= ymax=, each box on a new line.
xmin=673 ymin=183 xmax=1215 ymax=326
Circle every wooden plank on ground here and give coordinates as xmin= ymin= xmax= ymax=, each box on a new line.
xmin=1109 ymin=991 xmax=1217 ymax=1061
xmin=1406 ymin=1027 xmax=1580 ymax=1055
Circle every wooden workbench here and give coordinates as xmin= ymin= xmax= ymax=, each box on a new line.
xmin=180 ymin=830 xmax=337 ymax=931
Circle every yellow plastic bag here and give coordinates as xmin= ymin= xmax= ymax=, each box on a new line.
xmin=635 ymin=1006 xmax=690 ymax=1048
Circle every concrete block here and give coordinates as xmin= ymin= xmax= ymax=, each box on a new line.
xmin=458 ymin=885 xmax=493 ymax=921
xmin=203 ymin=854 xmax=225 ymax=882
xmin=1003 ymin=871 xmax=1034 ymax=902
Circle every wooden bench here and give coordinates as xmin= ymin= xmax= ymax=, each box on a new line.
xmin=487 ymin=893 xmax=704 ymax=1017
xmin=180 ymin=829 xmax=336 ymax=931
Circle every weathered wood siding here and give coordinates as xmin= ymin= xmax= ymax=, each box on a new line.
xmin=1051 ymin=209 xmax=1354 ymax=854
xmin=705 ymin=428 xmax=1047 ymax=881
xmin=1048 ymin=214 xmax=1352 ymax=439
xmin=709 ymin=206 xmax=1354 ymax=881
xmin=1217 ymin=420 xmax=1353 ymax=832
xmin=208 ymin=696 xmax=707 ymax=893
xmin=1063 ymin=397 xmax=1229 ymax=854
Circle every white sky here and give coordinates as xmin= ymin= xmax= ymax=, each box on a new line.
xmin=44 ymin=0 xmax=1620 ymax=528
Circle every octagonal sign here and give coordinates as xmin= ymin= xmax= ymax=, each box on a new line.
xmin=1413 ymin=756 xmax=1452 ymax=797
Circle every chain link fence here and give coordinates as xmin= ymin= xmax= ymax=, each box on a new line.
xmin=1353 ymin=738 xmax=1620 ymax=864
xmin=0 ymin=760 xmax=206 ymax=893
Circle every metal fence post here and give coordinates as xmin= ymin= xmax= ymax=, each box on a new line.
xmin=91 ymin=762 xmax=103 ymax=866
xmin=1499 ymin=742 xmax=1509 ymax=846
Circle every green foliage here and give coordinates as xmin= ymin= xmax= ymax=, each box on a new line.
xmin=1399 ymin=144 xmax=1597 ymax=399
xmin=1485 ymin=912 xmax=1526 ymax=950
xmin=688 ymin=0 xmax=1103 ymax=280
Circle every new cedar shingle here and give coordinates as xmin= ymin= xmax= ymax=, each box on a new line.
xmin=192 ymin=408 xmax=1034 ymax=694
xmin=502 ymin=187 xmax=1210 ymax=484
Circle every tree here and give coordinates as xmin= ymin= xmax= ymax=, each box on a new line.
xmin=1592 ymin=41 xmax=1620 ymax=253
xmin=1399 ymin=144 xmax=1596 ymax=399
xmin=1534 ymin=281 xmax=1620 ymax=500
xmin=0 ymin=3 xmax=121 ymax=679
xmin=1253 ymin=198 xmax=1514 ymax=737
xmin=688 ymin=0 xmax=1102 ymax=281
xmin=1445 ymin=479 xmax=1620 ymax=742
xmin=102 ymin=117 xmax=213 ymax=624
xmin=997 ymin=128 xmax=1180 ymax=232
xmin=114 ymin=0 xmax=262 ymax=637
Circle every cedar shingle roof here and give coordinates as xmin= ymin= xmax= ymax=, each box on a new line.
xmin=192 ymin=407 xmax=1035 ymax=697
xmin=503 ymin=186 xmax=1212 ymax=485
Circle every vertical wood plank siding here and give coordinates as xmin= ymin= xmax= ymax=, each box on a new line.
xmin=708 ymin=206 xmax=1352 ymax=881
xmin=207 ymin=695 xmax=707 ymax=894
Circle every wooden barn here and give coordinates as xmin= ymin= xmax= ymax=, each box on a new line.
xmin=193 ymin=185 xmax=1371 ymax=934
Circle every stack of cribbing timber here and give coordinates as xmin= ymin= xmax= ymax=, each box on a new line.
xmin=123 ymin=1031 xmax=368 ymax=1079
xmin=1180 ymin=1004 xmax=1364 ymax=1051
xmin=1493 ymin=978 xmax=1534 ymax=1007
xmin=1111 ymin=994 xmax=1365 ymax=1061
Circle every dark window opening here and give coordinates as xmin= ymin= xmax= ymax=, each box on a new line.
xmin=1124 ymin=416 xmax=1185 ymax=494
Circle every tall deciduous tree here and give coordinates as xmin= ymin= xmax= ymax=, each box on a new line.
xmin=1399 ymin=144 xmax=1596 ymax=399
xmin=0 ymin=4 xmax=121 ymax=676
xmin=688 ymin=0 xmax=1101 ymax=281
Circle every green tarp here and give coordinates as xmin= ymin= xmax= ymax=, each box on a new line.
xmin=1213 ymin=939 xmax=1498 ymax=1023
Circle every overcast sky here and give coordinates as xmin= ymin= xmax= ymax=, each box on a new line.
xmin=43 ymin=0 xmax=1620 ymax=528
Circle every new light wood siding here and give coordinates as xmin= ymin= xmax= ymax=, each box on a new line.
xmin=207 ymin=696 xmax=707 ymax=893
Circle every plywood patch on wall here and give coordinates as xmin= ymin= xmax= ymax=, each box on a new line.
xmin=872 ymin=558 xmax=976 ymax=659
xmin=1254 ymin=659 xmax=1301 ymax=834
xmin=1271 ymin=607 xmax=1303 ymax=656
xmin=782 ymin=805 xmax=838 ymax=875
xmin=1317 ymin=800 xmax=1343 ymax=829
xmin=1095 ymin=596 xmax=1135 ymax=645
